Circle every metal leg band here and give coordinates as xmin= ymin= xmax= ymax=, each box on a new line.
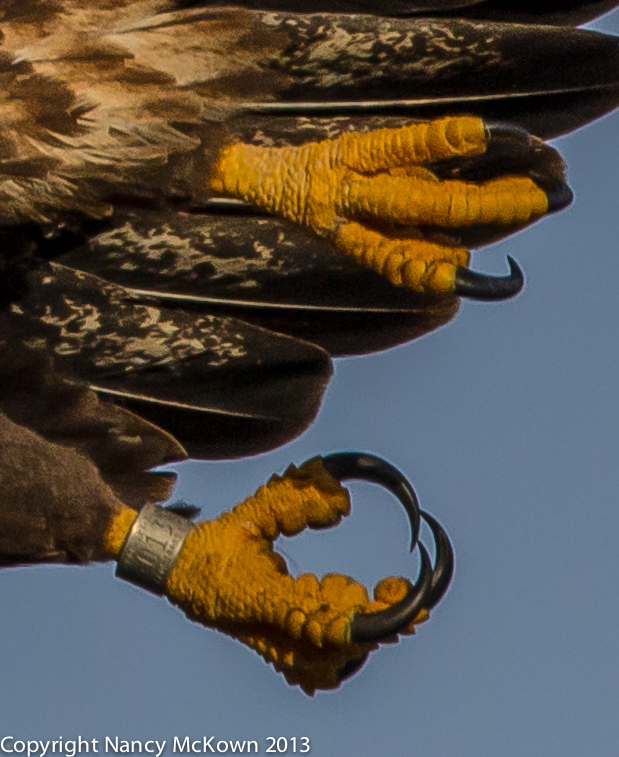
xmin=116 ymin=505 xmax=193 ymax=595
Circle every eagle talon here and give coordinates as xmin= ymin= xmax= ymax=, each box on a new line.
xmin=348 ymin=511 xmax=455 ymax=643
xmin=484 ymin=122 xmax=533 ymax=160
xmin=319 ymin=452 xmax=454 ymax=643
xmin=211 ymin=115 xmax=558 ymax=297
xmin=533 ymin=177 xmax=574 ymax=214
xmin=350 ymin=543 xmax=434 ymax=644
xmin=336 ymin=653 xmax=370 ymax=683
xmin=420 ymin=511 xmax=456 ymax=612
xmin=106 ymin=451 xmax=453 ymax=690
xmin=321 ymin=452 xmax=421 ymax=550
xmin=454 ymin=256 xmax=524 ymax=300
xmin=339 ymin=509 xmax=452 ymax=670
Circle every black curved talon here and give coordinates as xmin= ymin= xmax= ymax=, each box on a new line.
xmin=534 ymin=177 xmax=574 ymax=214
xmin=321 ymin=452 xmax=421 ymax=551
xmin=484 ymin=122 xmax=533 ymax=161
xmin=350 ymin=543 xmax=433 ymax=644
xmin=336 ymin=653 xmax=369 ymax=683
xmin=317 ymin=451 xmax=454 ymax=643
xmin=454 ymin=256 xmax=524 ymax=300
xmin=420 ymin=511 xmax=455 ymax=612
xmin=433 ymin=122 xmax=536 ymax=182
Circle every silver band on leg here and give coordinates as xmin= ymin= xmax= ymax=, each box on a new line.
xmin=116 ymin=505 xmax=193 ymax=595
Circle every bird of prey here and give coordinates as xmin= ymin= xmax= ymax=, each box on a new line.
xmin=1 ymin=0 xmax=618 ymax=692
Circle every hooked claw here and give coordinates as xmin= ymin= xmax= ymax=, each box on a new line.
xmin=349 ymin=543 xmax=434 ymax=644
xmin=454 ymin=256 xmax=524 ymax=300
xmin=321 ymin=452 xmax=421 ymax=549
xmin=321 ymin=452 xmax=455 ymax=645
xmin=420 ymin=510 xmax=456 ymax=613
xmin=482 ymin=123 xmax=534 ymax=167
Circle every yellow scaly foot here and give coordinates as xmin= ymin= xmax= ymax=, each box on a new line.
xmin=211 ymin=116 xmax=571 ymax=298
xmin=103 ymin=458 xmax=442 ymax=695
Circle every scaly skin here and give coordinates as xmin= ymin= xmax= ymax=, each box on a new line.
xmin=104 ymin=459 xmax=426 ymax=695
xmin=210 ymin=116 xmax=549 ymax=294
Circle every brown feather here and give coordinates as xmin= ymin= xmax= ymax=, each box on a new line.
xmin=0 ymin=2 xmax=290 ymax=222
xmin=0 ymin=330 xmax=187 ymax=564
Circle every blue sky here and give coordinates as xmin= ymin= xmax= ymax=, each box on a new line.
xmin=2 ymin=9 xmax=619 ymax=757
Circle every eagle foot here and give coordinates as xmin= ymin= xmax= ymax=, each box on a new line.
xmin=210 ymin=115 xmax=570 ymax=298
xmin=104 ymin=454 xmax=453 ymax=694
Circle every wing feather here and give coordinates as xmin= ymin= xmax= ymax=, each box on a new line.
xmin=1 ymin=0 xmax=618 ymax=463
